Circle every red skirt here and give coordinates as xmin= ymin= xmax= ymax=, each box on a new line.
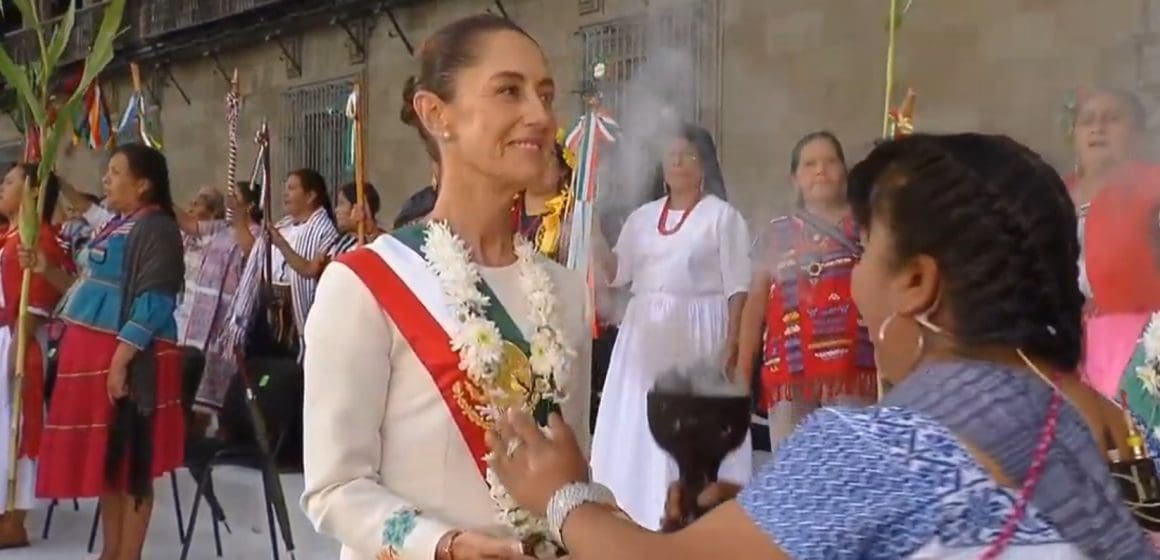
xmin=36 ymin=323 xmax=185 ymax=498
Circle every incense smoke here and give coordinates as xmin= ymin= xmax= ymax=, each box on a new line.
xmin=653 ymin=358 xmax=749 ymax=398
xmin=593 ymin=0 xmax=705 ymax=323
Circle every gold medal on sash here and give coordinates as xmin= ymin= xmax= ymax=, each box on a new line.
xmin=491 ymin=341 xmax=534 ymax=411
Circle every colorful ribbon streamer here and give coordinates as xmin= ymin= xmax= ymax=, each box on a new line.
xmin=73 ymin=82 xmax=114 ymax=150
xmin=563 ymin=83 xmax=620 ymax=338
xmin=345 ymin=83 xmax=367 ymax=243
xmin=117 ymin=63 xmax=162 ymax=150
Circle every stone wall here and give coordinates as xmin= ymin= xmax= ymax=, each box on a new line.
xmin=0 ymin=0 xmax=1151 ymax=225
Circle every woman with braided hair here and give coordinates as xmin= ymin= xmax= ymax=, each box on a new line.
xmin=486 ymin=133 xmax=1157 ymax=559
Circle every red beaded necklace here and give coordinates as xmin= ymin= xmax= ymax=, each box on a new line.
xmin=656 ymin=194 xmax=703 ymax=236
xmin=980 ymin=371 xmax=1062 ymax=560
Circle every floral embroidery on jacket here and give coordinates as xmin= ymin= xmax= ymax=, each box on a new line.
xmin=378 ymin=507 xmax=420 ymax=559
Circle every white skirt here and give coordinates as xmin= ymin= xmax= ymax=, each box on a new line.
xmin=0 ymin=325 xmax=38 ymax=512
xmin=590 ymin=292 xmax=751 ymax=530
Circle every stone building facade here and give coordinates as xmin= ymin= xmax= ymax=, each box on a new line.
xmin=0 ymin=0 xmax=1154 ymax=224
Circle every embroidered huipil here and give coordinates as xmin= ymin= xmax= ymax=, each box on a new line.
xmin=60 ymin=216 xmax=178 ymax=349
xmin=740 ymin=408 xmax=1090 ymax=558
xmin=188 ymin=222 xmax=261 ymax=412
xmin=754 ymin=215 xmax=874 ymax=409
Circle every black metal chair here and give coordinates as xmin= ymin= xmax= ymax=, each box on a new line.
xmin=39 ymin=498 xmax=79 ymax=539
xmin=41 ymin=470 xmax=185 ymax=553
xmin=180 ymin=355 xmax=300 ymax=560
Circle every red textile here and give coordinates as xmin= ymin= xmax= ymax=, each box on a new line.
xmin=0 ymin=225 xmax=70 ymax=458
xmin=1078 ymin=161 xmax=1160 ymax=313
xmin=757 ymin=215 xmax=876 ymax=410
xmin=36 ymin=325 xmax=184 ymax=498
xmin=338 ymin=249 xmax=491 ymax=478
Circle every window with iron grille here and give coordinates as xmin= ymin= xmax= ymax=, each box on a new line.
xmin=0 ymin=142 xmax=21 ymax=165
xmin=576 ymin=1 xmax=717 ymax=129
xmin=281 ymin=79 xmax=355 ymax=202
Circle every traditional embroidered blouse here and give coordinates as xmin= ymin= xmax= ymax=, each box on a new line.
xmin=752 ymin=214 xmax=875 ymax=408
xmin=0 ymin=224 xmax=72 ymax=325
xmin=59 ymin=213 xmax=178 ymax=348
xmin=740 ymin=407 xmax=1091 ymax=558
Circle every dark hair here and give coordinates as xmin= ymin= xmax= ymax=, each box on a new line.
xmin=236 ymin=180 xmax=263 ymax=223
xmin=399 ymin=14 xmax=536 ymax=164
xmin=1077 ymin=87 xmax=1147 ymax=131
xmin=654 ymin=123 xmax=727 ymax=201
xmin=80 ymin=192 xmax=100 ymax=205
xmin=199 ymin=188 xmax=226 ymax=220
xmin=112 ymin=144 xmax=175 ymax=217
xmin=11 ymin=163 xmax=61 ymax=224
xmin=338 ymin=181 xmax=381 ymax=217
xmin=553 ymin=141 xmax=573 ymax=191
xmin=288 ymin=168 xmax=335 ymax=224
xmin=394 ymin=185 xmax=437 ymax=229
xmin=791 ymin=131 xmax=847 ymax=208
xmin=847 ymin=133 xmax=1084 ymax=371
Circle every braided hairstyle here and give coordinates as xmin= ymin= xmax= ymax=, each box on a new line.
xmin=848 ymin=133 xmax=1084 ymax=371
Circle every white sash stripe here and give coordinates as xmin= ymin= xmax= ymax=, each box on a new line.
xmin=363 ymin=234 xmax=459 ymax=337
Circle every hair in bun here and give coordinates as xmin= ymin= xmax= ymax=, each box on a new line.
xmin=398 ymin=14 xmax=535 ymax=165
xmin=399 ymin=75 xmax=422 ymax=129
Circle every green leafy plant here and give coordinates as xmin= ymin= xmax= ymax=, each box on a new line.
xmin=0 ymin=0 xmax=127 ymax=510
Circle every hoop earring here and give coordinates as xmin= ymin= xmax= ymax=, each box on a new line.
xmin=874 ymin=312 xmax=927 ymax=386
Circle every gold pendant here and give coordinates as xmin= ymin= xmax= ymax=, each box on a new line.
xmin=491 ymin=341 xmax=534 ymax=411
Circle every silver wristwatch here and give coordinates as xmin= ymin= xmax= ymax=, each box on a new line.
xmin=546 ymin=481 xmax=617 ymax=546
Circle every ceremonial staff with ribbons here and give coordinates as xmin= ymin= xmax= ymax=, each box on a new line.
xmin=117 ymin=62 xmax=162 ymax=150
xmin=345 ymin=82 xmax=368 ymax=245
xmin=225 ymin=70 xmax=241 ymax=221
xmin=563 ymin=63 xmax=620 ymax=337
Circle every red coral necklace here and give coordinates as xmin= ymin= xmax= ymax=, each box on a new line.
xmin=657 ymin=194 xmax=703 ymax=236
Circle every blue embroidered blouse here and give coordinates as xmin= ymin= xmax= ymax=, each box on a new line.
xmin=738 ymin=407 xmax=1078 ymax=559
xmin=60 ymin=217 xmax=177 ymax=349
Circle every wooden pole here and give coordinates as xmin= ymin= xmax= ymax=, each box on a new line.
xmin=353 ymin=82 xmax=367 ymax=245
xmin=7 ymin=174 xmax=35 ymax=511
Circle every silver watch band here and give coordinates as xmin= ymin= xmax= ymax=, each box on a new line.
xmin=546 ymin=482 xmax=616 ymax=546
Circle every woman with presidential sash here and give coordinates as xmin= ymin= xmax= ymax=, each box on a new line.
xmin=301 ymin=14 xmax=590 ymax=560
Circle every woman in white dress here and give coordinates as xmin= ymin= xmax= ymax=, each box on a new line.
xmin=300 ymin=14 xmax=590 ymax=560
xmin=590 ymin=123 xmax=751 ymax=531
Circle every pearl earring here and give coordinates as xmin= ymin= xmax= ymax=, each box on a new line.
xmin=441 ymin=130 xmax=452 ymax=140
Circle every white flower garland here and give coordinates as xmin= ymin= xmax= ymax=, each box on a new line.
xmin=1137 ymin=312 xmax=1160 ymax=398
xmin=421 ymin=221 xmax=572 ymax=557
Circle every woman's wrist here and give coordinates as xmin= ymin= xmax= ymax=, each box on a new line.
xmin=435 ymin=529 xmax=462 ymax=560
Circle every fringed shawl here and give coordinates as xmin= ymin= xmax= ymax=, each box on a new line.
xmin=228 ymin=207 xmax=337 ymax=361
xmin=108 ymin=210 xmax=184 ymax=500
